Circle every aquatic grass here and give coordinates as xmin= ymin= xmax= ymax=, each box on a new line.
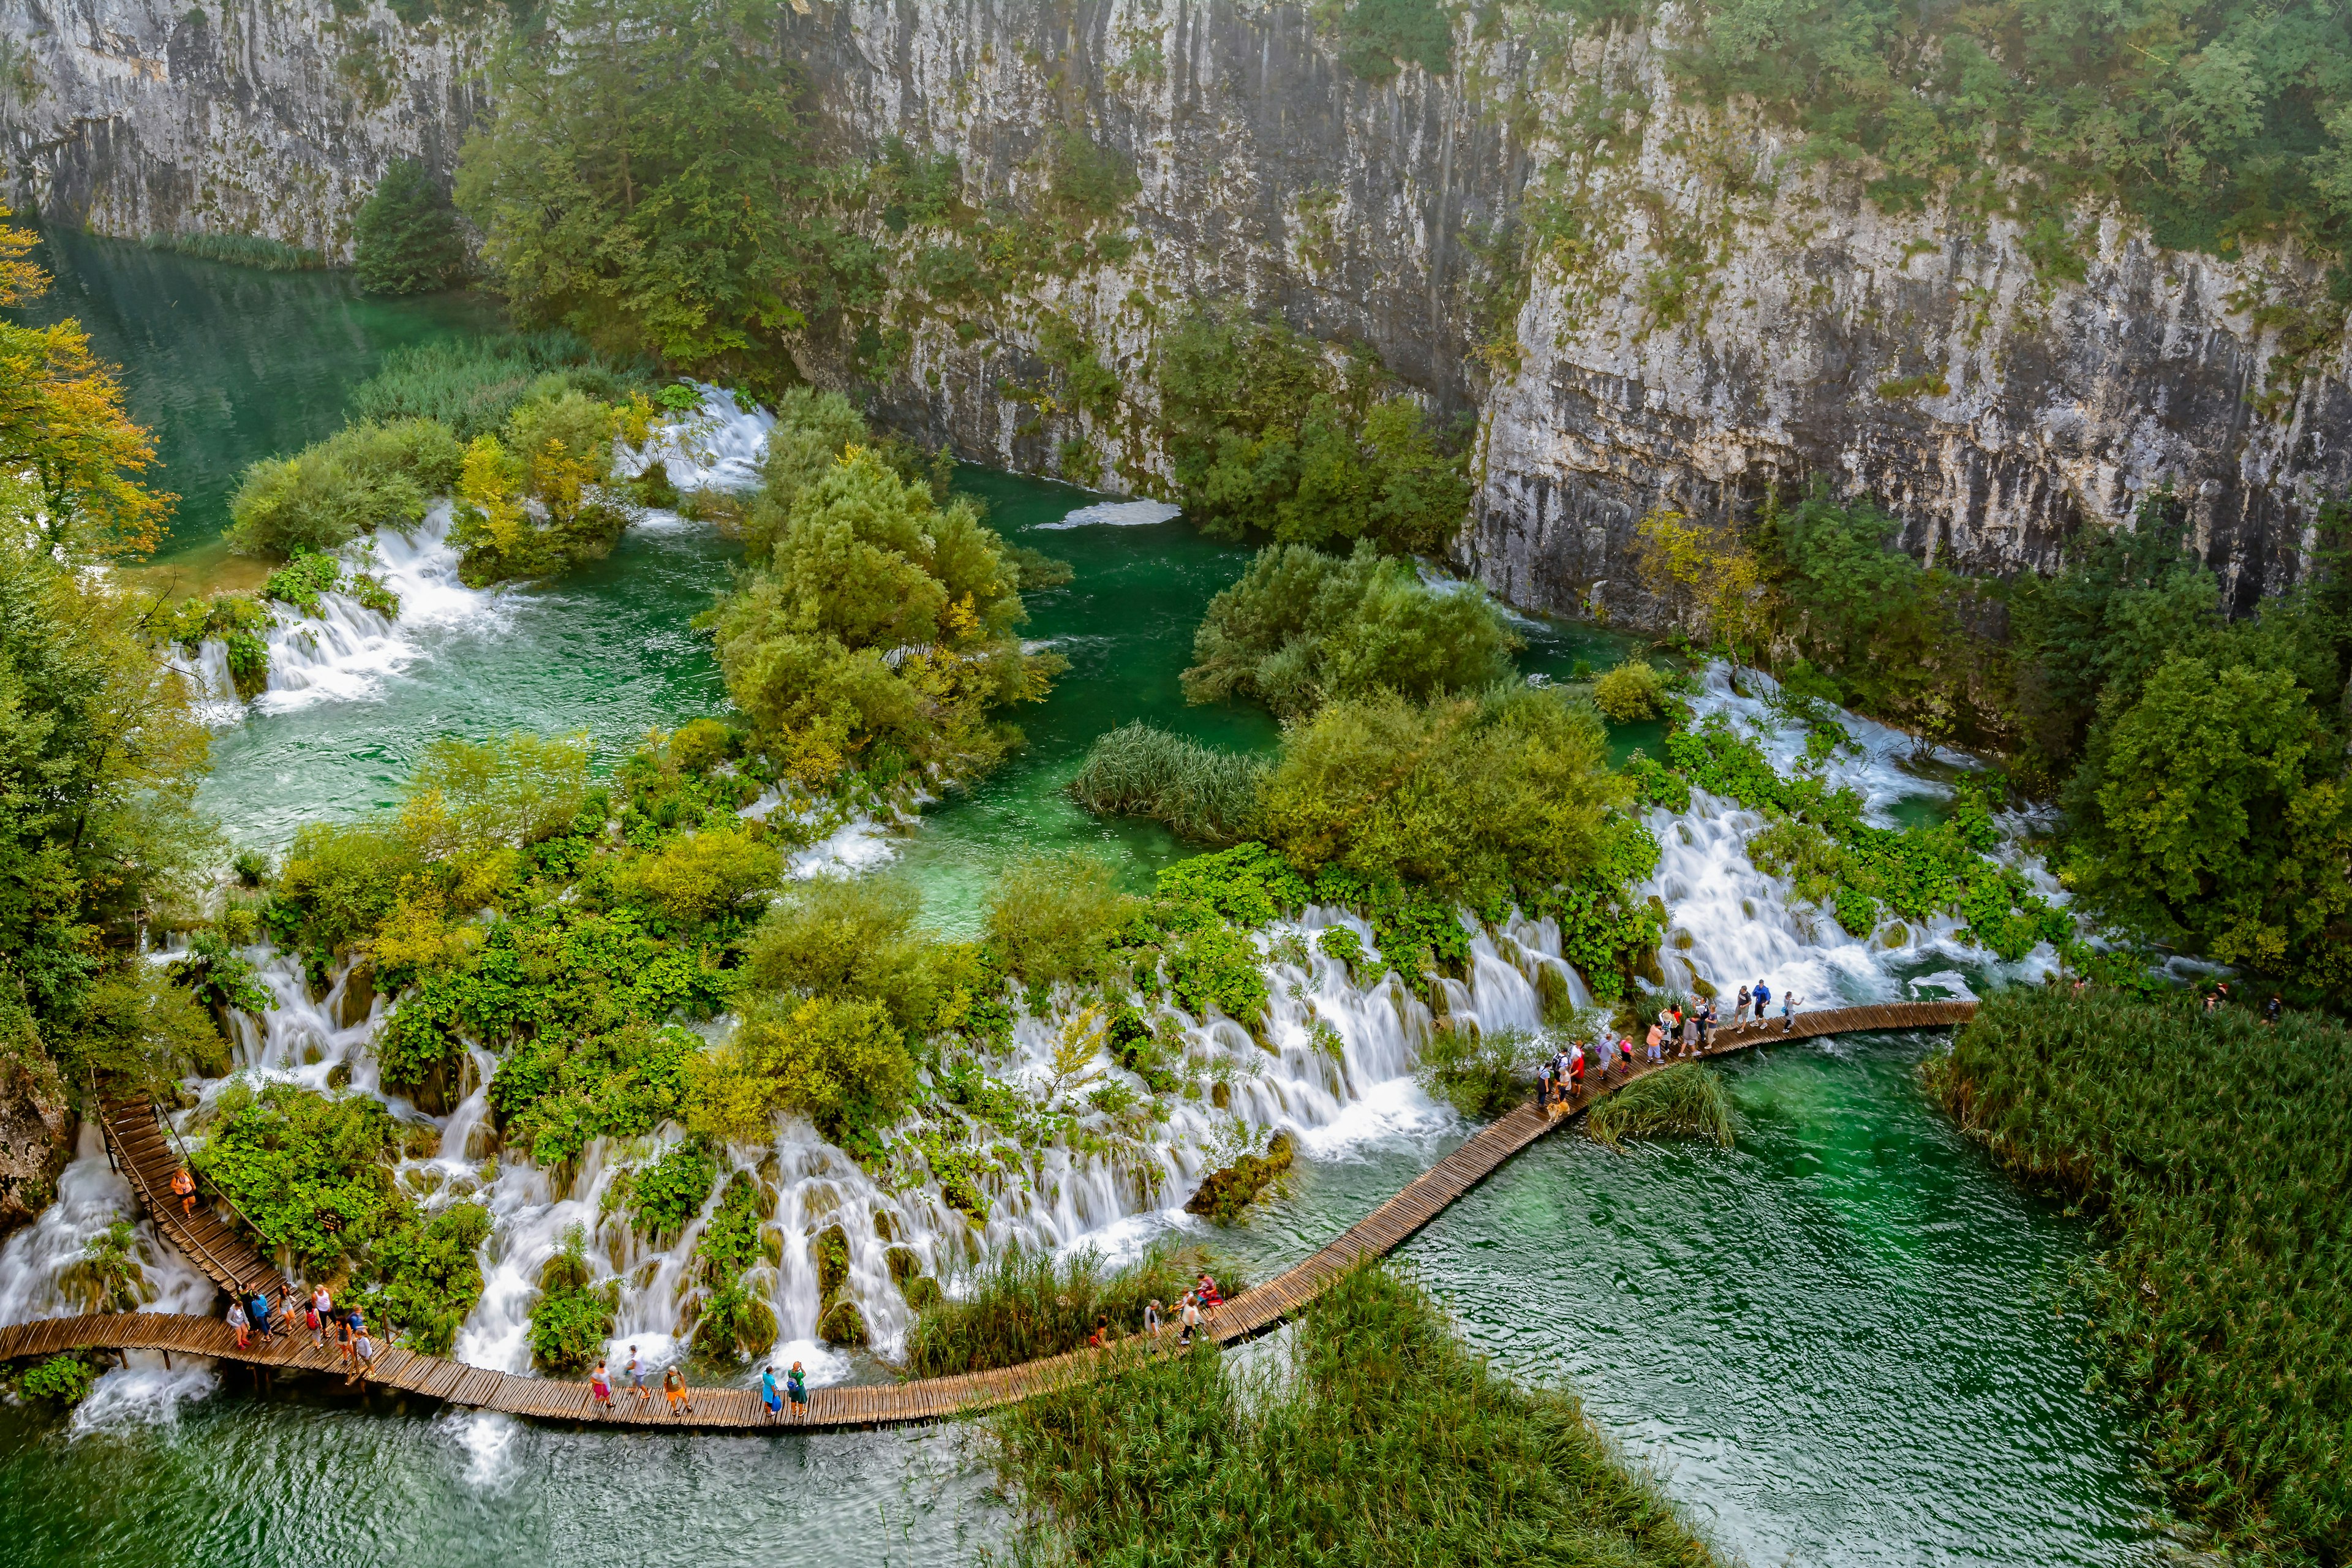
xmin=988 ymin=1260 xmax=1717 ymax=1567
xmin=1584 ymin=1062 xmax=1734 ymax=1151
xmin=349 ymin=333 xmax=654 ymax=440
xmin=902 ymin=1240 xmax=1245 ymax=1378
xmin=1929 ymin=986 xmax=2351 ymax=1562
xmin=1068 ymin=720 xmax=1268 ymax=844
xmin=141 ymin=230 xmax=325 ymax=271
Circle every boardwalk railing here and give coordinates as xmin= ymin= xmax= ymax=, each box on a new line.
xmin=3 ymin=1000 xmax=1976 ymax=1431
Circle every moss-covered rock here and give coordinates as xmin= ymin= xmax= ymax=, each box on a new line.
xmin=814 ymin=1224 xmax=850 ymax=1299
xmin=816 ymin=1295 xmax=869 ymax=1347
xmin=1184 ymin=1131 xmax=1294 ymax=1224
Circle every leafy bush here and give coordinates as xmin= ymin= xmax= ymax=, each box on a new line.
xmin=1185 ymin=1131 xmax=1294 ymax=1223
xmin=1164 ymin=921 xmax=1268 ymax=1024
xmin=1584 ymin=1063 xmax=1733 ymax=1151
xmin=270 ymin=821 xmax=423 ymax=957
xmin=528 ymin=1228 xmax=619 ymax=1371
xmin=58 ymin=1219 xmax=151 ymax=1314
xmin=450 ymin=390 xmax=639 ymax=584
xmin=984 ymin=850 xmax=1140 ymax=990
xmin=1157 ymin=304 xmax=1471 ymax=556
xmin=189 ymin=1080 xmax=404 ymax=1271
xmin=614 ymin=824 xmax=778 ymax=927
xmin=354 ymin=1201 xmax=491 ymax=1355
xmin=625 ymin=1139 xmax=720 ymax=1244
xmin=1329 ymin=0 xmax=1453 ymax=80
xmin=989 ymin=1262 xmax=1716 ymax=1566
xmin=15 ymin=1354 xmax=99 ymax=1408
xmin=1316 ymin=925 xmax=1365 ymax=975
xmin=1153 ymin=842 xmax=1313 ymax=929
xmin=688 ymin=995 xmax=914 ymax=1153
xmin=225 ymin=419 xmax=464 ymax=560
xmin=1929 ymin=987 xmax=2352 ymax=1562
xmin=710 ymin=446 xmax=1059 ymax=785
xmin=395 ymin=732 xmax=592 ymax=862
xmin=1260 ymin=684 xmax=1631 ymax=919
xmin=353 ymin=159 xmax=468 ymax=295
xmin=1183 ymin=541 xmax=1517 ymax=720
xmin=691 ymin=1172 xmax=778 ymax=1359
xmin=1068 ymin=722 xmax=1268 ymax=845
xmin=166 ymin=928 xmax=273 ymax=1017
xmin=736 ymin=387 xmax=869 ymax=559
xmin=904 ymin=1241 xmax=1246 ymax=1377
xmin=743 ymin=874 xmax=975 ymax=1039
xmin=489 ymin=1020 xmax=699 ymax=1168
xmin=1593 ymin=659 xmax=1665 ymax=722
xmin=1416 ymin=1025 xmax=1545 ymax=1118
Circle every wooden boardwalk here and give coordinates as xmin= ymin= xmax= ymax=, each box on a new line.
xmin=3 ymin=1000 xmax=1975 ymax=1431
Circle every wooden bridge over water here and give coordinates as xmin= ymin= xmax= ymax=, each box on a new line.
xmin=0 ymin=1000 xmax=1977 ymax=1430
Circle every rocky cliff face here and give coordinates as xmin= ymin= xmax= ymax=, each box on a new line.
xmin=6 ymin=0 xmax=2348 ymax=622
xmin=1 ymin=0 xmax=486 ymax=256
xmin=0 ymin=1049 xmax=72 ymax=1239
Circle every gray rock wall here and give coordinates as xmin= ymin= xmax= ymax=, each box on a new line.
xmin=5 ymin=0 xmax=2348 ymax=621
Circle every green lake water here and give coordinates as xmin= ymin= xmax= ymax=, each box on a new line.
xmin=0 ymin=233 xmax=2159 ymax=1567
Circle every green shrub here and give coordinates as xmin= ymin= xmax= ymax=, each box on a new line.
xmin=489 ymin=1020 xmax=699 ymax=1168
xmin=14 ymin=1354 xmax=100 ymax=1408
xmin=354 ymin=1200 xmax=491 ymax=1355
xmin=165 ymin=928 xmax=272 ymax=1017
xmin=396 ymin=731 xmax=592 ymax=862
xmin=353 ymin=159 xmax=468 ymax=295
xmin=1185 ymin=1131 xmax=1294 ymax=1223
xmin=1929 ymin=987 xmax=2351 ymax=1561
xmin=626 ymin=1139 xmax=719 ymax=1244
xmin=188 ymin=1080 xmax=405 ymax=1272
xmin=904 ymin=1241 xmax=1246 ymax=1378
xmin=989 ymin=1262 xmax=1716 ymax=1566
xmin=1157 ymin=305 xmax=1471 ymax=556
xmin=1593 ymin=659 xmax=1665 ymax=722
xmin=226 ymin=418 xmax=465 ymax=560
xmin=691 ymin=1172 xmax=778 ymax=1360
xmin=1068 ymin=723 xmax=1268 ymax=845
xmin=1153 ymin=842 xmax=1312 ymax=929
xmin=528 ymin=1228 xmax=619 ymax=1371
xmin=984 ymin=850 xmax=1140 ymax=990
xmin=1416 ymin=1025 xmax=1545 ymax=1118
xmin=743 ymin=874 xmax=968 ymax=1039
xmin=450 ymin=390 xmax=637 ymax=584
xmin=1316 ymin=925 xmax=1365 ymax=974
xmin=1183 ymin=541 xmax=1517 ymax=720
xmin=269 ymin=820 xmax=423 ymax=956
xmin=1329 ymin=0 xmax=1453 ymax=80
xmin=1164 ymin=921 xmax=1268 ymax=1024
xmin=688 ymin=995 xmax=914 ymax=1155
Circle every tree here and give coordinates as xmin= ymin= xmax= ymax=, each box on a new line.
xmin=353 ymin=160 xmax=469 ymax=295
xmin=456 ymin=0 xmax=851 ymax=379
xmin=1630 ymin=506 xmax=1765 ymax=660
xmin=0 ymin=204 xmax=173 ymax=558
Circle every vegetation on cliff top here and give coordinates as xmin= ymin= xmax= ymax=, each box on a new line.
xmin=1929 ymin=986 xmax=2351 ymax=1563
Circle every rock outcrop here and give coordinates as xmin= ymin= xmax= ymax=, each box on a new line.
xmin=5 ymin=0 xmax=2347 ymax=623
xmin=0 ymin=1046 xmax=74 ymax=1238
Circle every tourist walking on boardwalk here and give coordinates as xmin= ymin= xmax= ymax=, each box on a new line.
xmin=627 ymin=1345 xmax=649 ymax=1403
xmin=761 ymin=1363 xmax=782 ymax=1421
xmin=305 ymin=1294 xmax=323 ymax=1348
xmin=312 ymin=1283 xmax=332 ymax=1327
xmin=1178 ymin=1293 xmax=1203 ymax=1348
xmin=172 ymin=1165 xmax=197 ymax=1218
xmin=352 ymin=1325 xmax=376 ymax=1379
xmin=1645 ymin=1020 xmax=1663 ymax=1064
xmin=249 ymin=1286 xmax=274 ymax=1340
xmin=227 ymin=1297 xmax=249 ymax=1351
xmin=1752 ymin=979 xmax=1771 ymax=1028
xmin=663 ymin=1363 xmax=692 ymax=1415
xmin=336 ymin=1310 xmax=355 ymax=1370
xmin=1144 ymin=1297 xmax=1163 ymax=1336
xmin=787 ymin=1361 xmax=807 ymax=1414
xmin=1735 ymin=984 xmax=1752 ymax=1023
xmin=1781 ymin=992 xmax=1800 ymax=1032
xmin=592 ymin=1362 xmax=614 ymax=1413
xmin=1700 ymin=1000 xmax=1717 ymax=1049
xmin=1538 ymin=1052 xmax=1555 ymax=1108
xmin=1618 ymin=1035 xmax=1635 ymax=1075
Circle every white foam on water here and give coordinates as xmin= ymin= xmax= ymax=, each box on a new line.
xmin=617 ymin=384 xmax=775 ymax=492
xmin=69 ymin=1355 xmax=221 ymax=1434
xmin=1035 ymin=498 xmax=1182 ymax=530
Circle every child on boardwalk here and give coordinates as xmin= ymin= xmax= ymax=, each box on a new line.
xmin=352 ymin=1327 xmax=376 ymax=1380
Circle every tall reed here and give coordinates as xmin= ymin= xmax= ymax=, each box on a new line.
xmin=1585 ymin=1062 xmax=1735 ymax=1151
xmin=143 ymin=230 xmax=325 ymax=271
xmin=1067 ymin=721 xmax=1267 ymax=844
xmin=1929 ymin=986 xmax=2349 ymax=1562
xmin=902 ymin=1240 xmax=1243 ymax=1378
xmin=989 ymin=1261 xmax=1717 ymax=1566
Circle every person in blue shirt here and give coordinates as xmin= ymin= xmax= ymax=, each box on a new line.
xmin=249 ymin=1287 xmax=273 ymax=1339
xmin=761 ymin=1364 xmax=783 ymax=1422
xmin=1752 ymin=980 xmax=1771 ymax=1023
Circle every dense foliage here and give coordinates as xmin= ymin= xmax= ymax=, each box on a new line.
xmin=353 ymin=160 xmax=469 ymax=296
xmin=990 ymin=1262 xmax=1716 ymax=1566
xmin=225 ymin=418 xmax=463 ymax=560
xmin=456 ymin=0 xmax=852 ymax=382
xmin=1182 ymin=540 xmax=1518 ymax=719
xmin=1156 ymin=305 xmax=1472 ymax=555
xmin=1674 ymin=0 xmax=2352 ymax=276
xmin=1415 ymin=1025 xmax=1547 ymax=1117
xmin=449 ymin=387 xmax=651 ymax=584
xmin=527 ymin=1229 xmax=619 ymax=1370
xmin=350 ymin=333 xmax=656 ymax=441
xmin=1929 ymin=986 xmax=2350 ymax=1562
xmin=709 ymin=397 xmax=1059 ymax=785
xmin=903 ymin=1242 xmax=1246 ymax=1378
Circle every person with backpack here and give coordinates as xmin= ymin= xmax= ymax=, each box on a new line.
xmin=663 ymin=1362 xmax=693 ymax=1416
xmin=786 ymin=1361 xmax=808 ymax=1414
xmin=249 ymin=1287 xmax=274 ymax=1340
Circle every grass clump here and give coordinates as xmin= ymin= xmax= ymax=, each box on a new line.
xmin=1068 ymin=722 xmax=1267 ymax=845
xmin=1584 ymin=1063 xmax=1733 ymax=1152
xmin=903 ymin=1242 xmax=1246 ymax=1378
xmin=989 ymin=1261 xmax=1716 ymax=1566
xmin=1928 ymin=985 xmax=2351 ymax=1562
xmin=350 ymin=333 xmax=654 ymax=440
xmin=1182 ymin=540 xmax=1517 ymax=720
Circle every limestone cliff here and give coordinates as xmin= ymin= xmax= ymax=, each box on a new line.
xmin=5 ymin=0 xmax=2348 ymax=623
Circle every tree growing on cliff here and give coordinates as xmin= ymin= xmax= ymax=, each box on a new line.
xmin=353 ymin=160 xmax=469 ymax=295
xmin=456 ymin=0 xmax=853 ymax=381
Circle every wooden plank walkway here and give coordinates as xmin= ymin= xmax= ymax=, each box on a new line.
xmin=7 ymin=1000 xmax=1975 ymax=1431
